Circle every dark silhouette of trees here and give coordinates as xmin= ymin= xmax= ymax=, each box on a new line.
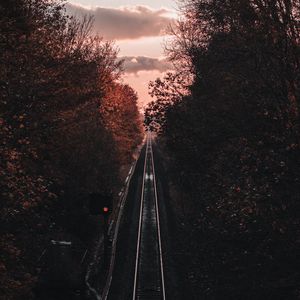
xmin=0 ymin=1 xmax=143 ymax=298
xmin=146 ymin=0 xmax=300 ymax=299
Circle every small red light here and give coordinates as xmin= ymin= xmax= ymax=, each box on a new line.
xmin=103 ymin=207 xmax=109 ymax=213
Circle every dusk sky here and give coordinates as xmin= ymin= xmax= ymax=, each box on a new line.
xmin=67 ymin=0 xmax=177 ymax=109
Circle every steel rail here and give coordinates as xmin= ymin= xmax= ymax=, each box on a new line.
xmin=149 ymin=134 xmax=166 ymax=300
xmin=102 ymin=140 xmax=145 ymax=300
xmin=132 ymin=133 xmax=149 ymax=299
xmin=132 ymin=132 xmax=166 ymax=300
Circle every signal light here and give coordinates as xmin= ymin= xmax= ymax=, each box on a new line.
xmin=89 ymin=193 xmax=112 ymax=215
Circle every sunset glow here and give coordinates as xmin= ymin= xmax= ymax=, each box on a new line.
xmin=66 ymin=0 xmax=176 ymax=106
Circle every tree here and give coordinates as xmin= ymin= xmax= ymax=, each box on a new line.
xmin=0 ymin=1 xmax=142 ymax=298
xmin=100 ymin=83 xmax=143 ymax=164
xmin=145 ymin=72 xmax=190 ymax=132
xmin=145 ymin=0 xmax=300 ymax=298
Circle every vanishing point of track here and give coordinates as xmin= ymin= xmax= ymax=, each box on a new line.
xmin=132 ymin=133 xmax=166 ymax=300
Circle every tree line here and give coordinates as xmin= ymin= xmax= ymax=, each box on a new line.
xmin=145 ymin=0 xmax=300 ymax=299
xmin=0 ymin=1 xmax=143 ymax=298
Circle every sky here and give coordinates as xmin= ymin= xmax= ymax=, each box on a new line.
xmin=67 ymin=0 xmax=177 ymax=109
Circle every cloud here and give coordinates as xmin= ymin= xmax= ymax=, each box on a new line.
xmin=66 ymin=4 xmax=174 ymax=40
xmin=120 ymin=56 xmax=173 ymax=74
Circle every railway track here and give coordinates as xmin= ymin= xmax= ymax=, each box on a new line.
xmin=132 ymin=132 xmax=166 ymax=300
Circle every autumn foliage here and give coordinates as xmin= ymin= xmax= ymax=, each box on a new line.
xmin=0 ymin=1 xmax=142 ymax=298
xmin=146 ymin=0 xmax=300 ymax=299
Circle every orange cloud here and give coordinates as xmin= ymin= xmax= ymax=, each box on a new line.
xmin=66 ymin=4 xmax=174 ymax=40
xmin=120 ymin=56 xmax=173 ymax=73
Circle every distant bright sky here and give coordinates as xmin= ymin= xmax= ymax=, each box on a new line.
xmin=68 ymin=0 xmax=176 ymax=10
xmin=67 ymin=0 xmax=177 ymax=107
